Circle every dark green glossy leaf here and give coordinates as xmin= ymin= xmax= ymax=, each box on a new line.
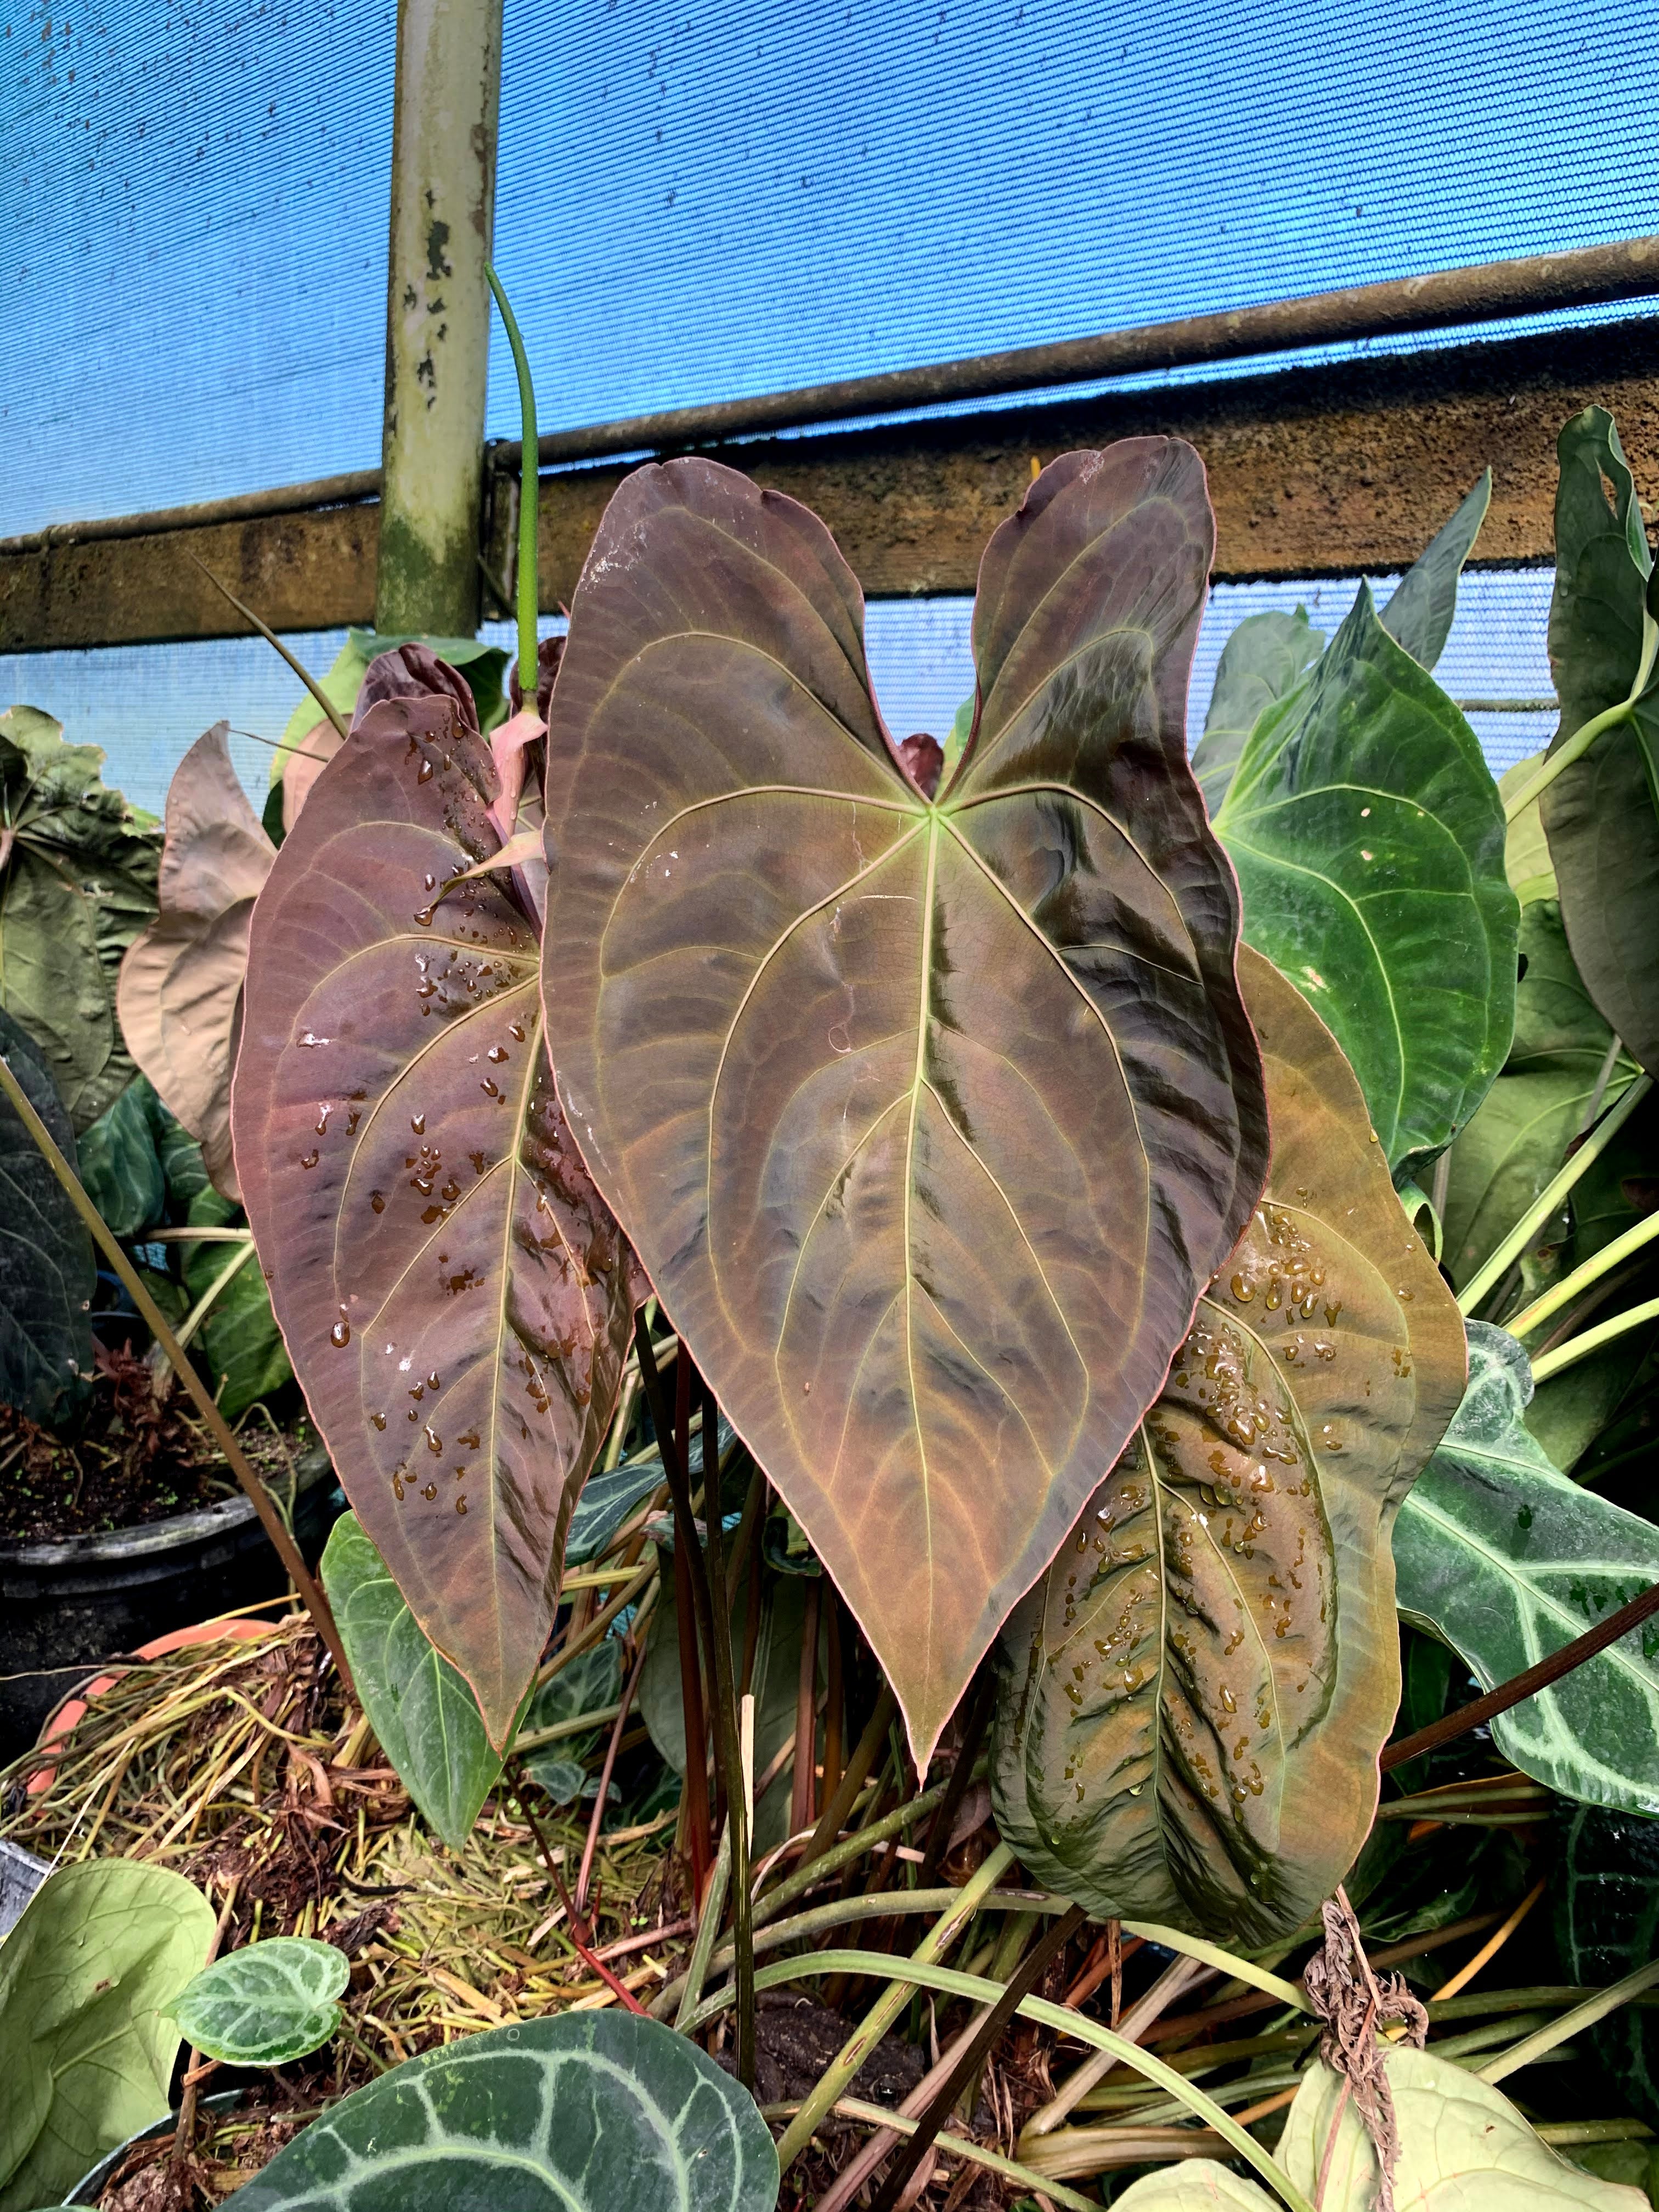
xmin=167 ymin=1938 xmax=348 ymax=2067
xmin=1214 ymin=582 xmax=1516 ymax=1181
xmin=566 ymin=1413 xmax=726 ymax=1566
xmin=78 ymin=1077 xmax=166 ymax=1239
xmin=1394 ymin=1322 xmax=1659 ymax=1812
xmin=1542 ymin=407 xmax=1659 ymax=1077
xmin=1377 ymin=470 xmax=1491 ymax=670
xmin=0 ymin=1008 xmax=94 ymax=1421
xmin=540 ymin=444 xmax=1269 ymax=1762
xmin=1441 ymin=901 xmax=1641 ymax=1294
xmin=321 ymin=1511 xmax=505 ymax=1850
xmin=0 ymin=1860 xmax=213 ymax=2212
xmin=1191 ymin=607 xmax=1324 ymax=814
xmin=521 ymin=1639 xmax=624 ymax=1801
xmin=0 ymin=708 xmax=160 ymax=1131
xmin=221 ymin=2012 xmax=779 ymax=2210
xmin=1558 ymin=1804 xmax=1659 ymax=2131
xmin=990 ymin=950 xmax=1465 ymax=1943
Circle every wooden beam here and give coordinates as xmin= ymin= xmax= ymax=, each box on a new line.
xmin=4 ymin=320 xmax=1655 ymax=654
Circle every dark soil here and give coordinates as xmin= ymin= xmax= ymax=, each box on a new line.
xmin=0 ymin=1343 xmax=301 ymax=1543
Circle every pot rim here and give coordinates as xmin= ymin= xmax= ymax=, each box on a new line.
xmin=0 ymin=1446 xmax=334 ymax=1569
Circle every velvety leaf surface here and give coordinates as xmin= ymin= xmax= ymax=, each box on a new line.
xmin=222 ymin=2012 xmax=779 ymax=2210
xmin=540 ymin=444 xmax=1269 ymax=1762
xmin=78 ymin=1077 xmax=166 ymax=1238
xmin=1395 ymin=1322 xmax=1659 ymax=1813
xmin=1214 ymin=582 xmax=1516 ymax=1181
xmin=234 ymin=695 xmax=639 ymax=1746
xmin=1190 ymin=607 xmax=1325 ymax=815
xmin=1559 ymin=1805 xmax=1659 ymax=2131
xmin=321 ymin=1509 xmax=505 ymax=1849
xmin=0 ymin=1860 xmax=214 ymax=2212
xmin=168 ymin=1938 xmax=348 ymax=2067
xmin=0 ymin=1008 xmax=94 ymax=1421
xmin=990 ymin=949 xmax=1465 ymax=1943
xmin=0 ymin=708 xmax=160 ymax=1131
xmin=1542 ymin=410 xmax=1659 ymax=1078
xmin=118 ymin=725 xmax=275 ymax=1201
xmin=1376 ymin=469 xmax=1491 ymax=670
xmin=1441 ymin=901 xmax=1643 ymax=1293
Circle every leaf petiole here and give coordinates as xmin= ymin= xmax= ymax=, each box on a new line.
xmin=1507 ymin=1204 xmax=1659 ymax=1341
xmin=1530 ymin=1293 xmax=1659 ymax=1385
xmin=1502 ymin=607 xmax=1659 ymax=823
xmin=486 ymin=263 xmax=540 ymax=690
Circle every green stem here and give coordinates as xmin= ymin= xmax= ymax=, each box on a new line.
xmin=1480 ymin=1958 xmax=1659 ymax=2084
xmin=1503 ymin=612 xmax=1659 ymax=823
xmin=485 ymin=263 xmax=539 ymax=691
xmin=698 ymin=1948 xmax=1315 ymax=2212
xmin=674 ymin=1816 xmax=732 ymax=2029
xmin=761 ymin=2096 xmax=1100 ymax=2212
xmin=173 ymin=1238 xmax=259 ymax=1353
xmin=1457 ymin=1076 xmax=1652 ymax=1317
xmin=1530 ymin=1295 xmax=1659 ymax=1385
xmin=1508 ymin=1206 xmax=1659 ymax=1341
xmin=0 ymin=1049 xmax=351 ymax=1686
xmin=773 ymin=1843 xmax=1015 ymax=2171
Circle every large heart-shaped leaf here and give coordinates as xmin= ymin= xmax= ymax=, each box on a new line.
xmin=0 ymin=708 xmax=161 ymax=1131
xmin=118 ymin=724 xmax=275 ymax=1202
xmin=1559 ymin=1805 xmax=1659 ymax=2130
xmin=167 ymin=1937 xmax=348 ymax=2067
xmin=990 ymin=948 xmax=1465 ymax=1943
xmin=540 ymin=444 xmax=1269 ymax=1763
xmin=320 ymin=1510 xmax=505 ymax=1848
xmin=234 ymin=693 xmax=640 ymax=1746
xmin=1115 ymin=2047 xmax=1645 ymax=2210
xmin=1395 ymin=1322 xmax=1659 ymax=1812
xmin=1441 ymin=900 xmax=1643 ymax=1294
xmin=0 ymin=1860 xmax=214 ymax=2212
xmin=1191 ymin=607 xmax=1325 ymax=815
xmin=1541 ymin=408 xmax=1659 ymax=1079
xmin=221 ymin=2012 xmax=779 ymax=2210
xmin=0 ymin=1008 xmax=94 ymax=1421
xmin=1214 ymin=582 xmax=1517 ymax=1182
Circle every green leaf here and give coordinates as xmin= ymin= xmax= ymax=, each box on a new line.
xmin=272 ymin=632 xmax=511 ymax=786
xmin=1394 ymin=1321 xmax=1659 ymax=1813
xmin=1559 ymin=1805 xmax=1659 ymax=2131
xmin=167 ymin=1937 xmax=347 ymax=2067
xmin=563 ymin=1415 xmax=730 ymax=1565
xmin=0 ymin=1860 xmax=214 ymax=2212
xmin=1378 ymin=469 xmax=1492 ymax=671
xmin=0 ymin=1008 xmax=94 ymax=1422
xmin=0 ymin=708 xmax=161 ymax=1131
xmin=1214 ymin=581 xmax=1517 ymax=1181
xmin=990 ymin=950 xmax=1466 ymax=1944
xmin=182 ymin=1181 xmax=290 ymax=1420
xmin=1192 ymin=606 xmax=1325 ymax=814
xmin=1542 ymin=408 xmax=1659 ymax=1078
xmin=1441 ymin=901 xmax=1641 ymax=1293
xmin=642 ymin=1571 xmax=821 ymax=1854
xmin=1113 ymin=2043 xmax=1643 ymax=2209
xmin=78 ymin=1077 xmax=166 ymax=1239
xmin=1500 ymin=750 xmax=1558 ymax=906
xmin=521 ymin=1639 xmax=624 ymax=1799
xmin=320 ymin=1511 xmax=505 ymax=1850
xmin=219 ymin=2012 xmax=779 ymax=2209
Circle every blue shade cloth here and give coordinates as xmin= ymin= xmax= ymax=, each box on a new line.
xmin=2 ymin=571 xmax=1554 ymax=820
xmin=6 ymin=0 xmax=1657 ymax=534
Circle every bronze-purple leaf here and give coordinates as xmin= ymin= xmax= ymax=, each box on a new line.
xmin=233 ymin=695 xmax=639 ymax=1743
xmin=117 ymin=723 xmax=275 ymax=1200
xmin=540 ymin=446 xmax=1269 ymax=1763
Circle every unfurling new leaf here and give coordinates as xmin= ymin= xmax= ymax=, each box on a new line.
xmin=991 ymin=948 xmax=1465 ymax=1944
xmin=540 ymin=443 xmax=1271 ymax=1763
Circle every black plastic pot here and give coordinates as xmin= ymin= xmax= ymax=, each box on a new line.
xmin=0 ymin=1445 xmax=342 ymax=1765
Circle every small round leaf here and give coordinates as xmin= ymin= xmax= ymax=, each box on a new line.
xmin=169 ymin=1937 xmax=349 ymax=2067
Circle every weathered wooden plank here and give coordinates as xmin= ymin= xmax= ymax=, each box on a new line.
xmin=4 ymin=321 xmax=1654 ymax=653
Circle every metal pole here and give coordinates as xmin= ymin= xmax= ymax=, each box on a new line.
xmin=375 ymin=0 xmax=504 ymax=637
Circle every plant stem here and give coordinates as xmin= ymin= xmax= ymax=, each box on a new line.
xmin=773 ymin=1842 xmax=1015 ymax=2171
xmin=800 ymin=1681 xmax=899 ymax=1869
xmin=1457 ymin=1075 xmax=1652 ymax=1316
xmin=761 ymin=2096 xmax=1101 ymax=2212
xmin=1502 ymin=612 xmax=1659 ymax=823
xmin=485 ymin=263 xmax=539 ymax=686
xmin=674 ymin=1815 xmax=732 ymax=2028
xmin=1508 ymin=1208 xmax=1659 ymax=1340
xmin=173 ymin=1238 xmax=259 ymax=1353
xmin=1481 ymin=1959 xmax=1659 ymax=2084
xmin=574 ymin=1641 xmax=646 ymax=1919
xmin=1530 ymin=1295 xmax=1659 ymax=1383
xmin=0 ymin=1048 xmax=351 ymax=1687
xmin=698 ymin=1373 xmax=755 ymax=2089
xmin=184 ymin=555 xmax=349 ymax=740
xmin=916 ymin=1668 xmax=995 ymax=1886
